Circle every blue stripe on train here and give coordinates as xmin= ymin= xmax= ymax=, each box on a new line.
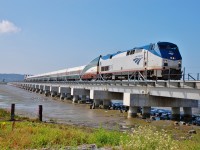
xmin=101 ymin=42 xmax=182 ymax=61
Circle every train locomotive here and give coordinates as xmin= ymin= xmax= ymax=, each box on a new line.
xmin=25 ymin=42 xmax=182 ymax=82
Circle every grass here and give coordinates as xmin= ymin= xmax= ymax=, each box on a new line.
xmin=0 ymin=109 xmax=129 ymax=149
xmin=1 ymin=109 xmax=200 ymax=149
xmin=0 ymin=121 xmax=128 ymax=149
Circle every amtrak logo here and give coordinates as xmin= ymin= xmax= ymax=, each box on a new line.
xmin=168 ymin=51 xmax=174 ymax=55
xmin=133 ymin=56 xmax=143 ymax=65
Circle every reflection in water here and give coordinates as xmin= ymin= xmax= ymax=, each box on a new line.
xmin=0 ymin=85 xmax=127 ymax=129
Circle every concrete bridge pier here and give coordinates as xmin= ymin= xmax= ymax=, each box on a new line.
xmin=35 ymin=85 xmax=39 ymax=93
xmin=35 ymin=88 xmax=40 ymax=93
xmin=72 ymin=95 xmax=79 ymax=103
xmin=128 ymin=106 xmax=138 ymax=118
xmin=56 ymin=93 xmax=61 ymax=98
xmin=51 ymin=91 xmax=57 ymax=97
xmin=50 ymin=86 xmax=59 ymax=97
xmin=183 ymin=107 xmax=192 ymax=122
xmin=64 ymin=93 xmax=72 ymax=100
xmin=60 ymin=93 xmax=66 ymax=100
xmin=142 ymin=107 xmax=151 ymax=118
xmin=93 ymin=99 xmax=101 ymax=108
xmin=39 ymin=85 xmax=44 ymax=94
xmin=31 ymin=85 xmax=35 ymax=92
xmin=32 ymin=88 xmax=36 ymax=92
xmin=28 ymin=87 xmax=31 ymax=91
xmin=44 ymin=90 xmax=50 ymax=96
xmin=44 ymin=85 xmax=50 ymax=97
xmin=171 ymin=107 xmax=180 ymax=121
xmin=31 ymin=88 xmax=34 ymax=92
xmin=39 ymin=89 xmax=43 ymax=94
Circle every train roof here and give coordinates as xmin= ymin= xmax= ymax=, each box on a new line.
xmin=100 ymin=42 xmax=177 ymax=60
xmin=26 ymin=65 xmax=85 ymax=79
xmin=101 ymin=45 xmax=149 ymax=60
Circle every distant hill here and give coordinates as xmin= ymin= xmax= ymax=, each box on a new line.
xmin=0 ymin=74 xmax=25 ymax=82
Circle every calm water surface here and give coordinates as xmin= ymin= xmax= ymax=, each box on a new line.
xmin=0 ymin=84 xmax=128 ymax=129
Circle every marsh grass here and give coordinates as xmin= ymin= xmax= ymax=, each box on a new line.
xmin=0 ymin=121 xmax=129 ymax=149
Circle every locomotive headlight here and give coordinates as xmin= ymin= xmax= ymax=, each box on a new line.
xmin=164 ymin=60 xmax=167 ymax=63
xmin=170 ymin=57 xmax=175 ymax=60
xmin=178 ymin=61 xmax=181 ymax=68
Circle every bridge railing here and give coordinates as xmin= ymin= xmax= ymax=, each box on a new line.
xmin=182 ymin=73 xmax=200 ymax=81
xmin=17 ymin=80 xmax=200 ymax=91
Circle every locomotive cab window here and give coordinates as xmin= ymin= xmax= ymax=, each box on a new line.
xmin=158 ymin=42 xmax=178 ymax=50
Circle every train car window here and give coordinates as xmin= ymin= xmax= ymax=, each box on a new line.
xmin=101 ymin=66 xmax=109 ymax=71
xmin=130 ymin=50 xmax=135 ymax=55
xmin=135 ymin=49 xmax=142 ymax=53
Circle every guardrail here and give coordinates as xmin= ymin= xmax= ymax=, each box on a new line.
xmin=16 ymin=79 xmax=200 ymax=90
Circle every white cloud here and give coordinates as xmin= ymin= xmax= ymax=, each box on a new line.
xmin=0 ymin=20 xmax=21 ymax=34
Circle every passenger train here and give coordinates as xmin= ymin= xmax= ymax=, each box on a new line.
xmin=25 ymin=42 xmax=182 ymax=82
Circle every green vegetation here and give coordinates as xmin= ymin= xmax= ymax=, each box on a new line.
xmin=1 ymin=109 xmax=200 ymax=149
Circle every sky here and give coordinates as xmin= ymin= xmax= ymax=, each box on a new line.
xmin=0 ymin=0 xmax=200 ymax=76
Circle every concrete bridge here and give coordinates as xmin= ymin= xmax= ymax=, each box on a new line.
xmin=11 ymin=80 xmax=200 ymax=121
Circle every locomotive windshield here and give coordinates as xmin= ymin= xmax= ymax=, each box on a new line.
xmin=158 ymin=42 xmax=178 ymax=50
xmin=156 ymin=42 xmax=182 ymax=60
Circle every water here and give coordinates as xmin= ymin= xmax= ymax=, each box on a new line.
xmin=1 ymin=84 xmax=199 ymax=129
xmin=0 ymin=84 xmax=127 ymax=129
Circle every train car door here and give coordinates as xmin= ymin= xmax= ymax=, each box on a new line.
xmin=144 ymin=50 xmax=148 ymax=69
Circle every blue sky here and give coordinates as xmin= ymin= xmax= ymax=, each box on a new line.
xmin=0 ymin=0 xmax=200 ymax=75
